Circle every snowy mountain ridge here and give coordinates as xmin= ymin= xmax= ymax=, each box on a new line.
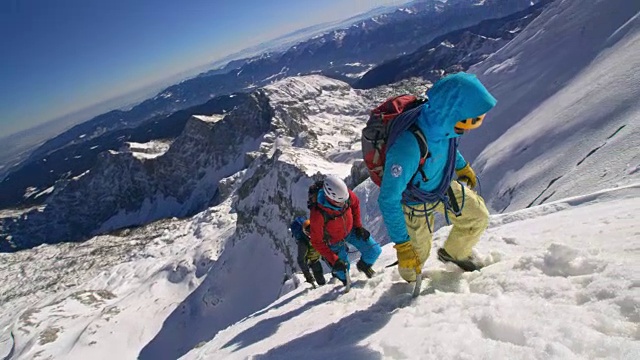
xmin=1 ymin=180 xmax=638 ymax=359
xmin=0 ymin=73 xmax=435 ymax=252
xmin=1 ymin=65 xmax=637 ymax=357
xmin=0 ymin=91 xmax=273 ymax=251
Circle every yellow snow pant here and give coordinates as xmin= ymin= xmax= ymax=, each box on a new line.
xmin=399 ymin=180 xmax=490 ymax=282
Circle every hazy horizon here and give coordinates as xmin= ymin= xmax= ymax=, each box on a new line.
xmin=0 ymin=0 xmax=409 ymax=138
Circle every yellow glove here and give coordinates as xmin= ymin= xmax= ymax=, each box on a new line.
xmin=306 ymin=246 xmax=321 ymax=262
xmin=456 ymin=163 xmax=477 ymax=189
xmin=394 ymin=241 xmax=422 ymax=282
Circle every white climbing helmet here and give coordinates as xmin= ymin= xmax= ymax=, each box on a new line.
xmin=323 ymin=175 xmax=349 ymax=203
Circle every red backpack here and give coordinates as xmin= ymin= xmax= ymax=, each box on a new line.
xmin=361 ymin=95 xmax=429 ymax=186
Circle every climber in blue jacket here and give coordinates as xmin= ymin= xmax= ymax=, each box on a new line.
xmin=378 ymin=72 xmax=497 ymax=281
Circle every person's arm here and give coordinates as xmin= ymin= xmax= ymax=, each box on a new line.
xmin=349 ymin=190 xmax=363 ymax=229
xmin=455 ymin=150 xmax=467 ymax=170
xmin=309 ymin=210 xmax=339 ymax=264
xmin=296 ymin=240 xmax=310 ymax=273
xmin=455 ymin=149 xmax=477 ymax=189
xmin=377 ymin=131 xmax=421 ymax=244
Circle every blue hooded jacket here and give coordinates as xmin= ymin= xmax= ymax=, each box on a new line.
xmin=378 ymin=72 xmax=497 ymax=244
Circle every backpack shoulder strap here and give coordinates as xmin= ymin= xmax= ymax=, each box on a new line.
xmin=317 ymin=198 xmax=350 ymax=223
xmin=409 ymin=124 xmax=429 ymax=160
xmin=408 ymin=124 xmax=430 ymax=183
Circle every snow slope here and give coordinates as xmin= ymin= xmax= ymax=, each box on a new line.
xmin=185 ymin=183 xmax=640 ymax=360
xmin=464 ymin=0 xmax=640 ymax=212
xmin=2 ymin=179 xmax=638 ymax=360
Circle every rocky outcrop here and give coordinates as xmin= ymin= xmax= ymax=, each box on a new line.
xmin=0 ymin=91 xmax=273 ymax=251
xmin=230 ymin=75 xmax=426 ymax=274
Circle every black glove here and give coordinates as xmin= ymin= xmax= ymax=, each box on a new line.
xmin=355 ymin=227 xmax=370 ymax=240
xmin=332 ymin=259 xmax=348 ymax=272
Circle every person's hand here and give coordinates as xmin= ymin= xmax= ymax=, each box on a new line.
xmin=332 ymin=259 xmax=348 ymax=272
xmin=394 ymin=241 xmax=421 ymax=282
xmin=456 ymin=163 xmax=477 ymax=189
xmin=355 ymin=227 xmax=370 ymax=240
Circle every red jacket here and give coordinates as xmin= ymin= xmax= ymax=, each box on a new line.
xmin=309 ymin=189 xmax=362 ymax=265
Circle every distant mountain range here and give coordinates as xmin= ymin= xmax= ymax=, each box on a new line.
xmin=354 ymin=0 xmax=552 ymax=89
xmin=0 ymin=0 xmax=542 ymax=211
xmin=0 ymin=90 xmax=273 ymax=251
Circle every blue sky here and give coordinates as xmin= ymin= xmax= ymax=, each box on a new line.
xmin=0 ymin=0 xmax=407 ymax=137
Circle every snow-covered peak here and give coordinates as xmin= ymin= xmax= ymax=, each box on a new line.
xmin=263 ymin=75 xmax=371 ymax=162
xmin=264 ymin=75 xmax=349 ymax=103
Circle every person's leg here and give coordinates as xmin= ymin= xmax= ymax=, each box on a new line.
xmin=397 ymin=205 xmax=434 ymax=282
xmin=438 ymin=181 xmax=489 ymax=260
xmin=305 ymin=246 xmax=325 ymax=284
xmin=296 ymin=242 xmax=315 ymax=283
xmin=309 ymin=259 xmax=326 ymax=285
xmin=345 ymin=230 xmax=381 ymax=278
xmin=329 ymin=241 xmax=349 ymax=284
xmin=345 ymin=230 xmax=382 ymax=266
xmin=297 ymin=242 xmax=310 ymax=274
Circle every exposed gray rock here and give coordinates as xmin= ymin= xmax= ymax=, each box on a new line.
xmin=1 ymin=91 xmax=273 ymax=251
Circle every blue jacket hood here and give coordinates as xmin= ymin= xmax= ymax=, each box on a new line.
xmin=419 ymin=72 xmax=497 ymax=139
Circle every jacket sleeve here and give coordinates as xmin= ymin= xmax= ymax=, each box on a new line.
xmin=349 ymin=190 xmax=363 ymax=229
xmin=309 ymin=210 xmax=339 ymax=265
xmin=455 ymin=150 xmax=467 ymax=170
xmin=296 ymin=240 xmax=310 ymax=273
xmin=378 ymin=131 xmax=421 ymax=244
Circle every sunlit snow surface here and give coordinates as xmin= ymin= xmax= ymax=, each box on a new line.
xmin=468 ymin=0 xmax=640 ymax=212
xmin=1 ymin=183 xmax=638 ymax=359
xmin=184 ymin=184 xmax=640 ymax=360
